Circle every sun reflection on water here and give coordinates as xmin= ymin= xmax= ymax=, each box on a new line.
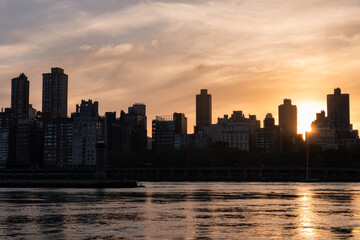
xmin=298 ymin=189 xmax=316 ymax=238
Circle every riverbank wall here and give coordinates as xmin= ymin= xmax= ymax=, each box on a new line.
xmin=1 ymin=167 xmax=360 ymax=182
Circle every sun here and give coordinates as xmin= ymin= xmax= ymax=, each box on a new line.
xmin=297 ymin=101 xmax=325 ymax=138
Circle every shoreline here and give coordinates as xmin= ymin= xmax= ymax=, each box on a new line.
xmin=2 ymin=167 xmax=360 ymax=183
xmin=0 ymin=180 xmax=139 ymax=188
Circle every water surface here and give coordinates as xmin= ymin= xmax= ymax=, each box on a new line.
xmin=1 ymin=182 xmax=360 ymax=239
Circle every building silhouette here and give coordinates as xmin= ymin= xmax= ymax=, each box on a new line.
xmin=204 ymin=111 xmax=250 ymax=151
xmin=0 ymin=109 xmax=16 ymax=168
xmin=28 ymin=104 xmax=37 ymax=119
xmin=128 ymin=103 xmax=146 ymax=124
xmin=196 ymin=89 xmax=212 ymax=132
xmin=42 ymin=67 xmax=68 ymax=118
xmin=103 ymin=104 xmax=148 ymax=164
xmin=43 ymin=118 xmax=73 ymax=167
xmin=256 ymin=113 xmax=281 ymax=153
xmin=327 ymin=88 xmax=350 ymax=139
xmin=128 ymin=103 xmax=147 ymax=127
xmin=117 ymin=103 xmax=147 ymax=152
xmin=173 ymin=112 xmax=187 ymax=134
xmin=72 ymin=100 xmax=103 ymax=166
xmin=249 ymin=115 xmax=260 ymax=151
xmin=14 ymin=119 xmax=43 ymax=168
xmin=264 ymin=113 xmax=275 ymax=129
xmin=221 ymin=111 xmax=250 ymax=150
xmin=11 ymin=73 xmax=29 ymax=119
xmin=152 ymin=116 xmax=175 ymax=149
xmin=104 ymin=112 xmax=122 ymax=164
xmin=278 ymin=99 xmax=297 ymax=135
xmin=173 ymin=112 xmax=208 ymax=150
xmin=307 ymin=111 xmax=338 ymax=150
xmin=174 ymin=133 xmax=208 ymax=150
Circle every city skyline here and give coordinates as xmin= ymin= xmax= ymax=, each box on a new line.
xmin=2 ymin=2 xmax=360 ymax=239
xmin=1 ymin=1 xmax=360 ymax=136
xmin=2 ymin=67 xmax=358 ymax=137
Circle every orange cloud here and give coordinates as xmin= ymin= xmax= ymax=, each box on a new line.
xmin=1 ymin=0 xmax=360 ymax=135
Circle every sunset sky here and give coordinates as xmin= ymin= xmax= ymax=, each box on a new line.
xmin=1 ymin=0 xmax=360 ymax=136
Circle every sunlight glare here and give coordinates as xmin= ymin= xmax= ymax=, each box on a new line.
xmin=297 ymin=101 xmax=325 ymax=138
xmin=298 ymin=188 xmax=316 ymax=238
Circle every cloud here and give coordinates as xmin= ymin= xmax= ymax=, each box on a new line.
xmin=1 ymin=0 xmax=360 ymax=134
xmin=78 ymin=44 xmax=95 ymax=51
xmin=0 ymin=44 xmax=38 ymax=61
xmin=97 ymin=44 xmax=133 ymax=55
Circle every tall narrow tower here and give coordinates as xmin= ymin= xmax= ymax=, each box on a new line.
xmin=42 ymin=67 xmax=68 ymax=118
xmin=278 ymin=99 xmax=297 ymax=135
xmin=327 ymin=88 xmax=350 ymax=138
xmin=11 ymin=73 xmax=29 ymax=119
xmin=196 ymin=89 xmax=212 ymax=132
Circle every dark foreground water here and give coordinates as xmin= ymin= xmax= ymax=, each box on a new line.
xmin=1 ymin=182 xmax=360 ymax=239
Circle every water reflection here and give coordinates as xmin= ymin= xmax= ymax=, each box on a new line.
xmin=0 ymin=183 xmax=360 ymax=239
xmin=297 ymin=188 xmax=316 ymax=238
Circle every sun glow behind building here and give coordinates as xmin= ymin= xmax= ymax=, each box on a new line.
xmin=297 ymin=101 xmax=325 ymax=138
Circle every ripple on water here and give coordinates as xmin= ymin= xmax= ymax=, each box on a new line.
xmin=0 ymin=182 xmax=360 ymax=239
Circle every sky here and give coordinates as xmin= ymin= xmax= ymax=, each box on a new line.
xmin=1 ymin=0 xmax=360 ymax=136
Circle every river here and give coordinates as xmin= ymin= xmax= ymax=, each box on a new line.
xmin=0 ymin=182 xmax=360 ymax=239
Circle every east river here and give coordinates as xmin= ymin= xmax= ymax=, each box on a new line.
xmin=1 ymin=182 xmax=360 ymax=239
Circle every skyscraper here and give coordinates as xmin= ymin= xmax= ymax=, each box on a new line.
xmin=42 ymin=67 xmax=68 ymax=118
xmin=327 ymin=88 xmax=350 ymax=138
xmin=11 ymin=73 xmax=29 ymax=119
xmin=126 ymin=103 xmax=147 ymax=151
xmin=173 ymin=112 xmax=187 ymax=134
xmin=264 ymin=113 xmax=275 ymax=129
xmin=43 ymin=118 xmax=73 ymax=167
xmin=307 ymin=111 xmax=338 ymax=150
xmin=0 ymin=109 xmax=16 ymax=168
xmin=72 ymin=100 xmax=103 ymax=166
xmin=14 ymin=119 xmax=43 ymax=168
xmin=128 ymin=103 xmax=147 ymax=130
xmin=249 ymin=115 xmax=260 ymax=151
xmin=256 ymin=113 xmax=281 ymax=153
xmin=278 ymin=99 xmax=297 ymax=135
xmin=196 ymin=89 xmax=212 ymax=132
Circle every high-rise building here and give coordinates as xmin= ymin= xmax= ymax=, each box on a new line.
xmin=11 ymin=73 xmax=29 ymax=119
xmin=264 ymin=113 xmax=275 ymax=129
xmin=0 ymin=109 xmax=16 ymax=168
xmin=75 ymin=99 xmax=98 ymax=118
xmin=327 ymin=88 xmax=350 ymax=138
xmin=14 ymin=119 xmax=43 ymax=168
xmin=278 ymin=99 xmax=297 ymax=135
xmin=43 ymin=118 xmax=73 ymax=167
xmin=221 ymin=111 xmax=250 ymax=151
xmin=249 ymin=115 xmax=260 ymax=151
xmin=72 ymin=100 xmax=103 ymax=166
xmin=204 ymin=111 xmax=250 ymax=151
xmin=173 ymin=112 xmax=187 ymax=134
xmin=307 ymin=111 xmax=338 ymax=150
xmin=129 ymin=103 xmax=146 ymax=117
xmin=103 ymin=112 xmax=124 ymax=165
xmin=152 ymin=116 xmax=175 ymax=149
xmin=127 ymin=103 xmax=147 ymax=131
xmin=256 ymin=114 xmax=281 ymax=153
xmin=42 ymin=67 xmax=68 ymax=118
xmin=196 ymin=89 xmax=212 ymax=132
xmin=125 ymin=103 xmax=147 ymax=151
